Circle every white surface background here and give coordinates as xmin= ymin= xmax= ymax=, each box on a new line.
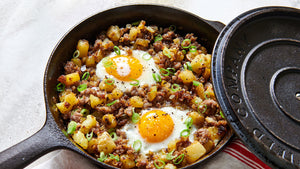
xmin=0 ymin=0 xmax=299 ymax=168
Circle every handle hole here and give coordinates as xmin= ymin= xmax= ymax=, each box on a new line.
xmin=296 ymin=92 xmax=300 ymax=101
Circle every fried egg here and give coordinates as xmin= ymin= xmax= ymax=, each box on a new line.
xmin=96 ymin=50 xmax=159 ymax=92
xmin=121 ymin=107 xmax=197 ymax=155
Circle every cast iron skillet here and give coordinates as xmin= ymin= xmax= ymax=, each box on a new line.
xmin=0 ymin=4 xmax=233 ymax=169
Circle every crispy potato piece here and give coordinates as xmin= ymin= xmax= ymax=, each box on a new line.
xmin=58 ymin=72 xmax=80 ymax=86
xmin=129 ymin=27 xmax=140 ymax=41
xmin=107 ymin=25 xmax=121 ymax=42
xmin=102 ymin=114 xmax=117 ymax=129
xmin=87 ymin=138 xmax=98 ymax=154
xmin=97 ymin=132 xmax=116 ymax=154
xmin=195 ymin=83 xmax=205 ymax=100
xmin=147 ymin=86 xmax=157 ymax=101
xmin=120 ymin=154 xmax=136 ymax=169
xmin=73 ymin=131 xmax=88 ymax=149
xmin=71 ymin=58 xmax=82 ymax=67
xmin=129 ymin=96 xmax=143 ymax=108
xmin=184 ymin=141 xmax=206 ymax=163
xmin=135 ymin=38 xmax=150 ymax=47
xmin=80 ymin=115 xmax=97 ymax=134
xmin=77 ymin=39 xmax=89 ymax=58
xmin=56 ymin=93 xmax=78 ymax=114
xmin=178 ymin=70 xmax=196 ymax=84
xmin=165 ymin=163 xmax=177 ymax=169
xmin=90 ymin=94 xmax=105 ymax=108
xmin=99 ymin=79 xmax=115 ymax=92
xmin=111 ymin=88 xmax=123 ymax=99
xmin=188 ymin=111 xmax=204 ymax=126
xmin=85 ymin=56 xmax=96 ymax=67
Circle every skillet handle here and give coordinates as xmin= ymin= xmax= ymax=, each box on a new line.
xmin=205 ymin=20 xmax=225 ymax=33
xmin=0 ymin=118 xmax=70 ymax=169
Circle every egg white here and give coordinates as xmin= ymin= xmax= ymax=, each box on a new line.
xmin=96 ymin=50 xmax=159 ymax=92
xmin=121 ymin=107 xmax=197 ymax=155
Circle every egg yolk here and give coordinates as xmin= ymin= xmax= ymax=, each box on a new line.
xmin=105 ymin=55 xmax=143 ymax=81
xmin=138 ymin=110 xmax=174 ymax=143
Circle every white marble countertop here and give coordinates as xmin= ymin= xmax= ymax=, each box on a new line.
xmin=0 ymin=0 xmax=299 ymax=168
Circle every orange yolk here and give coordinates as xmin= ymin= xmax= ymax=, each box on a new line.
xmin=138 ymin=110 xmax=174 ymax=143
xmin=105 ymin=55 xmax=143 ymax=81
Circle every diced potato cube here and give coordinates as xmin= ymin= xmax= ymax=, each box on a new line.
xmin=120 ymin=154 xmax=136 ymax=169
xmin=99 ymin=79 xmax=115 ymax=92
xmin=188 ymin=111 xmax=204 ymax=126
xmin=85 ymin=56 xmax=95 ymax=67
xmin=147 ymin=86 xmax=157 ymax=101
xmin=195 ymin=83 xmax=205 ymax=100
xmin=87 ymin=138 xmax=98 ymax=154
xmin=77 ymin=39 xmax=89 ymax=58
xmin=73 ymin=131 xmax=88 ymax=149
xmin=90 ymin=94 xmax=105 ymax=108
xmin=207 ymin=126 xmax=221 ymax=142
xmin=129 ymin=27 xmax=139 ymax=41
xmin=191 ymin=55 xmax=203 ymax=74
xmin=178 ymin=70 xmax=196 ymax=84
xmin=97 ymin=132 xmax=116 ymax=154
xmin=203 ymin=139 xmax=215 ymax=152
xmin=80 ymin=115 xmax=97 ymax=134
xmin=102 ymin=114 xmax=117 ymax=129
xmin=135 ymin=38 xmax=150 ymax=47
xmin=184 ymin=141 xmax=206 ymax=163
xmin=71 ymin=58 xmax=82 ymax=67
xmin=58 ymin=72 xmax=80 ymax=86
xmin=129 ymin=96 xmax=144 ymax=108
xmin=107 ymin=25 xmax=121 ymax=42
xmin=203 ymin=68 xmax=211 ymax=80
xmin=65 ymin=92 xmax=79 ymax=105
xmin=102 ymin=38 xmax=114 ymax=50
xmin=111 ymin=88 xmax=123 ymax=99
xmin=56 ymin=93 xmax=78 ymax=114
xmin=167 ymin=139 xmax=179 ymax=151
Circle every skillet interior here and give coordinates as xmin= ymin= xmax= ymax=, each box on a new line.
xmin=44 ymin=4 xmax=233 ymax=168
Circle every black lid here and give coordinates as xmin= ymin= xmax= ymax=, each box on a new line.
xmin=212 ymin=7 xmax=300 ymax=169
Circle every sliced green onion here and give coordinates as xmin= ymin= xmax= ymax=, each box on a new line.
xmin=169 ymin=25 xmax=176 ymax=32
xmin=77 ymin=83 xmax=87 ymax=92
xmin=97 ymin=152 xmax=108 ymax=162
xmin=160 ymin=68 xmax=170 ymax=76
xmin=114 ymin=46 xmax=121 ymax=55
xmin=132 ymin=108 xmax=140 ymax=123
xmin=142 ymin=53 xmax=152 ymax=61
xmin=102 ymin=57 xmax=113 ymax=68
xmin=171 ymin=84 xmax=181 ymax=92
xmin=110 ymin=132 xmax=118 ymax=141
xmin=104 ymin=78 xmax=115 ymax=85
xmin=167 ymin=68 xmax=176 ymax=74
xmin=220 ymin=110 xmax=225 ymax=118
xmin=67 ymin=121 xmax=77 ymax=134
xmin=173 ymin=154 xmax=185 ymax=164
xmin=132 ymin=21 xmax=140 ymax=26
xmin=133 ymin=140 xmax=142 ymax=152
xmin=107 ymin=100 xmax=119 ymax=106
xmin=193 ymin=80 xmax=201 ymax=86
xmin=73 ymin=50 xmax=80 ymax=58
xmin=180 ymin=129 xmax=190 ymax=137
xmin=80 ymin=108 xmax=90 ymax=116
xmin=184 ymin=117 xmax=193 ymax=129
xmin=204 ymin=91 xmax=210 ymax=100
xmin=152 ymin=73 xmax=161 ymax=82
xmin=86 ymin=132 xmax=93 ymax=141
xmin=109 ymin=154 xmax=120 ymax=162
xmin=166 ymin=149 xmax=176 ymax=160
xmin=198 ymin=104 xmax=207 ymax=114
xmin=182 ymin=50 xmax=186 ymax=54
xmin=130 ymin=79 xmax=140 ymax=86
xmin=81 ymin=72 xmax=90 ymax=80
xmin=154 ymin=34 xmax=163 ymax=42
xmin=56 ymin=83 xmax=65 ymax=92
xmin=181 ymin=39 xmax=191 ymax=49
xmin=62 ymin=129 xmax=68 ymax=137
xmin=154 ymin=159 xmax=165 ymax=169
xmin=189 ymin=45 xmax=197 ymax=52
xmin=163 ymin=48 xmax=171 ymax=58
xmin=108 ymin=128 xmax=115 ymax=134
xmin=184 ymin=62 xmax=192 ymax=71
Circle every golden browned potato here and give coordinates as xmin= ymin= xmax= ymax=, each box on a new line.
xmin=90 ymin=94 xmax=105 ymax=108
xmin=147 ymin=86 xmax=157 ymax=101
xmin=58 ymin=72 xmax=80 ymax=86
xmin=77 ymin=39 xmax=89 ymax=58
xmin=178 ymin=70 xmax=196 ymax=84
xmin=87 ymin=138 xmax=98 ymax=154
xmin=97 ymin=132 xmax=116 ymax=154
xmin=202 ymin=139 xmax=215 ymax=152
xmin=71 ymin=58 xmax=82 ymax=67
xmin=102 ymin=38 xmax=114 ymax=50
xmin=56 ymin=92 xmax=78 ymax=114
xmin=73 ymin=131 xmax=88 ymax=149
xmin=195 ymin=83 xmax=205 ymax=100
xmin=129 ymin=27 xmax=140 ymax=41
xmin=135 ymin=38 xmax=150 ymax=47
xmin=85 ymin=56 xmax=96 ymax=67
xmin=80 ymin=115 xmax=97 ymax=134
xmin=184 ymin=141 xmax=206 ymax=163
xmin=129 ymin=96 xmax=143 ymax=108
xmin=188 ymin=111 xmax=204 ymax=126
xmin=111 ymin=88 xmax=123 ymax=99
xmin=107 ymin=25 xmax=121 ymax=42
xmin=102 ymin=114 xmax=117 ymax=129
xmin=120 ymin=154 xmax=136 ymax=169
xmin=165 ymin=163 xmax=177 ymax=169
xmin=99 ymin=79 xmax=115 ymax=92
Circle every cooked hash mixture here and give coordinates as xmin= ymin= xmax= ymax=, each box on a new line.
xmin=55 ymin=20 xmax=228 ymax=169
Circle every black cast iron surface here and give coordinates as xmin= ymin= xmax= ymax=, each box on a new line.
xmin=212 ymin=6 xmax=300 ymax=169
xmin=0 ymin=4 xmax=233 ymax=169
